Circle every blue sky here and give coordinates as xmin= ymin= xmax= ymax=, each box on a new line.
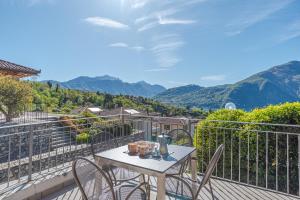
xmin=0 ymin=0 xmax=300 ymax=88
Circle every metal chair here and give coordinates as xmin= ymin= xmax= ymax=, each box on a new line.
xmin=165 ymin=144 xmax=225 ymax=200
xmin=90 ymin=127 xmax=142 ymax=186
xmin=72 ymin=157 xmax=150 ymax=200
xmin=167 ymin=128 xmax=193 ymax=147
xmin=165 ymin=129 xmax=193 ymax=176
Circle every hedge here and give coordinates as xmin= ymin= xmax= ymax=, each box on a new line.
xmin=194 ymin=102 xmax=300 ymax=195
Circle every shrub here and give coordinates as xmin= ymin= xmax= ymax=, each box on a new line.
xmin=76 ymin=132 xmax=90 ymax=143
xmin=194 ymin=102 xmax=300 ymax=195
xmin=0 ymin=77 xmax=33 ymax=122
xmin=80 ymin=111 xmax=97 ymax=118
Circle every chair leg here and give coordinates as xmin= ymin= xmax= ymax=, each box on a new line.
xmin=209 ymin=179 xmax=214 ymax=200
xmin=142 ymin=174 xmax=151 ymax=200
xmin=147 ymin=182 xmax=151 ymax=200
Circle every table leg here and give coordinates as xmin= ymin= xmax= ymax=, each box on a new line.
xmin=157 ymin=174 xmax=166 ymax=200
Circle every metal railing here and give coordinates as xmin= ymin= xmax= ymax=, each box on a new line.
xmin=193 ymin=120 xmax=300 ymax=196
xmin=0 ymin=114 xmax=149 ymax=192
xmin=1 ymin=115 xmax=300 ymax=198
xmin=0 ymin=103 xmax=49 ymax=126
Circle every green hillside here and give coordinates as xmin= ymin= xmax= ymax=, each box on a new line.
xmin=31 ymin=81 xmax=206 ymax=117
xmin=155 ymin=61 xmax=300 ymax=110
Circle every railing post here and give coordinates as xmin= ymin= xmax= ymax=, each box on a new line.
xmin=120 ymin=107 xmax=125 ymax=136
xmin=266 ymin=132 xmax=268 ymax=189
xmin=120 ymin=107 xmax=124 ymax=124
xmin=298 ymin=135 xmax=300 ymax=196
xmin=276 ymin=133 xmax=278 ymax=191
xmin=28 ymin=125 xmax=33 ymax=181
xmin=150 ymin=117 xmax=153 ymax=136
xmin=143 ymin=118 xmax=152 ymax=141
xmin=287 ymin=134 xmax=289 ymax=194
xmin=187 ymin=119 xmax=192 ymax=136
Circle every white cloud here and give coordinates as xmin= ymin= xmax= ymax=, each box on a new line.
xmin=131 ymin=0 xmax=150 ymax=9
xmin=151 ymin=34 xmax=184 ymax=68
xmin=136 ymin=7 xmax=196 ymax=32
xmin=109 ymin=43 xmax=145 ymax=52
xmin=145 ymin=68 xmax=170 ymax=72
xmin=121 ymin=0 xmax=151 ymax=9
xmin=151 ymin=41 xmax=185 ymax=54
xmin=158 ymin=17 xmax=196 ymax=25
xmin=131 ymin=46 xmax=145 ymax=51
xmin=169 ymin=0 xmax=207 ymax=5
xmin=156 ymin=56 xmax=181 ymax=68
xmin=226 ymin=0 xmax=294 ymax=36
xmin=135 ymin=8 xmax=179 ymax=24
xmin=200 ymin=75 xmax=226 ymax=81
xmin=109 ymin=43 xmax=129 ymax=48
xmin=26 ymin=0 xmax=55 ymax=6
xmin=135 ymin=8 xmax=178 ymax=32
xmin=279 ymin=19 xmax=300 ymax=42
xmin=151 ymin=33 xmax=179 ymax=41
xmin=137 ymin=21 xmax=158 ymax=32
xmin=182 ymin=0 xmax=207 ymax=5
xmin=85 ymin=17 xmax=129 ymax=29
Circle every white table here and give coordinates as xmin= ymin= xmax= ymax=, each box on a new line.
xmin=95 ymin=145 xmax=197 ymax=200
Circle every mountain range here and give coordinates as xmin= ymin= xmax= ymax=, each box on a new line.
xmin=154 ymin=61 xmax=300 ymax=110
xmin=43 ymin=75 xmax=166 ymax=97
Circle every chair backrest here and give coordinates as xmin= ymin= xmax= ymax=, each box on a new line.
xmin=167 ymin=129 xmax=193 ymax=175
xmin=72 ymin=157 xmax=116 ymax=200
xmin=90 ymin=128 xmax=119 ymax=159
xmin=196 ymin=144 xmax=224 ymax=197
xmin=167 ymin=128 xmax=193 ymax=147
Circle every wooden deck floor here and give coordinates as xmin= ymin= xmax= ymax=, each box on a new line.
xmin=43 ymin=177 xmax=300 ymax=200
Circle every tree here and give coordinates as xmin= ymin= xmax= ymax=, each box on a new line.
xmin=55 ymin=84 xmax=60 ymax=92
xmin=0 ymin=77 xmax=33 ymax=122
xmin=47 ymin=81 xmax=53 ymax=89
xmin=103 ymin=93 xmax=113 ymax=109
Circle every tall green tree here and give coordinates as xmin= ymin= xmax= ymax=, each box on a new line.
xmin=55 ymin=84 xmax=60 ymax=92
xmin=47 ymin=81 xmax=53 ymax=89
xmin=0 ymin=77 xmax=33 ymax=122
xmin=103 ymin=93 xmax=114 ymax=109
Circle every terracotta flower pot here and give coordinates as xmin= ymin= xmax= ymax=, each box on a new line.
xmin=128 ymin=143 xmax=138 ymax=154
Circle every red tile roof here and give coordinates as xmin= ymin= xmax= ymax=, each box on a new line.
xmin=0 ymin=59 xmax=41 ymax=77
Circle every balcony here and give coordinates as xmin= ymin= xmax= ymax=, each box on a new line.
xmin=0 ymin=115 xmax=299 ymax=200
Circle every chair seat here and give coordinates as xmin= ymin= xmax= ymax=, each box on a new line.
xmin=116 ymin=183 xmax=147 ymax=200
xmin=165 ymin=157 xmax=191 ymax=176
xmin=114 ymin=168 xmax=141 ymax=181
xmin=165 ymin=175 xmax=200 ymax=200
xmin=165 ymin=144 xmax=224 ymax=200
xmin=165 ymin=163 xmax=182 ymax=175
xmin=82 ymin=178 xmax=147 ymax=200
xmin=72 ymin=157 xmax=149 ymax=200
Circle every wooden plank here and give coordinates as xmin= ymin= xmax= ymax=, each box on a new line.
xmin=208 ymin=179 xmax=240 ymax=200
xmin=42 ymin=177 xmax=300 ymax=200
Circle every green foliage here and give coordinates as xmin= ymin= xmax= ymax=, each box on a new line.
xmin=47 ymin=81 xmax=52 ymax=89
xmin=195 ymin=102 xmax=300 ymax=195
xmin=76 ymin=132 xmax=90 ymax=143
xmin=0 ymin=77 xmax=33 ymax=122
xmin=81 ymin=111 xmax=97 ymax=118
xmin=31 ymin=82 xmax=206 ymax=117
xmin=242 ymin=102 xmax=300 ymax=124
